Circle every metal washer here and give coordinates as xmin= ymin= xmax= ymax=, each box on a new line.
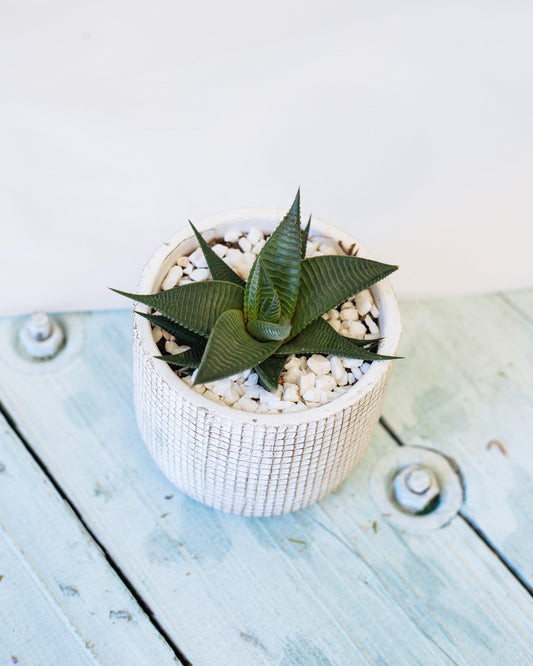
xmin=369 ymin=446 xmax=464 ymax=531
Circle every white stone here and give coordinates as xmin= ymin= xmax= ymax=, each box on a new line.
xmin=224 ymin=229 xmax=242 ymax=243
xmin=251 ymin=239 xmax=266 ymax=255
xmin=177 ymin=256 xmax=189 ymax=267
xmin=179 ymin=278 xmax=193 ymax=285
xmin=236 ymin=396 xmax=258 ymax=412
xmin=152 ymin=326 xmax=163 ymax=343
xmin=371 ymin=305 xmax=380 ymax=318
xmin=211 ymin=378 xmax=233 ymax=396
xmin=161 ymin=265 xmax=184 ymax=290
xmin=298 ymin=372 xmax=315 ymax=395
xmin=348 ymin=321 xmax=367 ymax=339
xmin=302 ymin=388 xmax=323 ymax=403
xmin=352 ymin=368 xmax=363 ymax=380
xmin=238 ymin=236 xmax=252 ymax=253
xmin=211 ymin=243 xmax=228 ymax=258
xmin=305 ymin=241 xmax=318 ymax=256
xmin=247 ymin=227 xmax=264 ymax=245
xmin=189 ymin=247 xmax=208 ymax=268
xmin=224 ymin=248 xmax=244 ymax=267
xmin=355 ymin=290 xmax=373 ymax=316
xmin=204 ymin=389 xmax=222 ymax=403
xmin=243 ymin=384 xmax=261 ymax=399
xmin=183 ymin=262 xmax=194 ymax=275
xmin=223 ymin=387 xmax=241 ymax=405
xmin=342 ymin=357 xmax=363 ymax=369
xmin=330 ymin=319 xmax=342 ymax=333
xmin=307 ymin=355 xmax=331 ymax=376
xmin=283 ymin=366 xmax=301 ymax=384
xmin=341 ymin=300 xmax=353 ymax=310
xmin=328 ymin=309 xmax=340 ymax=320
xmin=283 ymin=384 xmax=299 ymax=402
xmin=165 ymin=340 xmax=183 ymax=355
xmin=361 ymin=362 xmax=371 ymax=373
xmin=190 ymin=268 xmax=211 ymax=282
xmin=244 ymin=372 xmax=258 ymax=386
xmin=315 ymin=375 xmax=337 ymax=391
xmin=340 ymin=308 xmax=358 ymax=322
xmin=347 ymin=372 xmax=356 ymax=385
xmin=162 ymin=329 xmax=172 ymax=341
xmin=330 ymin=356 xmax=345 ymax=381
xmin=318 ymin=242 xmax=339 ymax=256
xmin=365 ymin=314 xmax=379 ymax=335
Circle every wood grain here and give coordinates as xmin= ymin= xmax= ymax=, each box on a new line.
xmin=382 ymin=292 xmax=533 ymax=586
xmin=1 ymin=304 xmax=532 ymax=664
xmin=0 ymin=414 xmax=178 ymax=665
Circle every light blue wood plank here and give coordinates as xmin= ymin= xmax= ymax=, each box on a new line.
xmin=383 ymin=291 xmax=533 ymax=585
xmin=0 ymin=414 xmax=178 ymax=665
xmin=0 ymin=309 xmax=532 ymax=664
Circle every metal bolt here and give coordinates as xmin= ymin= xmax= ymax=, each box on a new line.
xmin=393 ymin=464 xmax=440 ymax=515
xmin=19 ymin=312 xmax=65 ymax=359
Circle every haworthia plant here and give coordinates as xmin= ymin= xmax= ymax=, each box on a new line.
xmin=112 ymin=190 xmax=400 ymax=389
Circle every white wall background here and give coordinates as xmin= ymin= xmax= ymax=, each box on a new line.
xmin=1 ymin=0 xmax=532 ymax=315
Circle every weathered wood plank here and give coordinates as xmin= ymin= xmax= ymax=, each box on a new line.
xmin=382 ymin=292 xmax=533 ymax=586
xmin=501 ymin=288 xmax=533 ymax=322
xmin=0 ymin=414 xmax=178 ymax=665
xmin=0 ymin=309 xmax=532 ymax=664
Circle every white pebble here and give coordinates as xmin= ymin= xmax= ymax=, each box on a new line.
xmin=340 ymin=308 xmax=358 ymax=322
xmin=179 ymin=278 xmax=193 ymax=285
xmin=371 ymin=305 xmax=380 ymax=318
xmin=247 ymin=227 xmax=264 ymax=245
xmin=243 ymin=384 xmax=261 ymax=399
xmin=177 ymin=256 xmax=189 ymax=267
xmin=236 ymin=396 xmax=258 ymax=412
xmin=211 ymin=243 xmax=228 ymax=257
xmin=283 ymin=366 xmax=301 ymax=384
xmin=238 ymin=236 xmax=252 ymax=253
xmin=190 ymin=268 xmax=211 ymax=282
xmin=303 ymin=388 xmax=323 ymax=403
xmin=283 ymin=384 xmax=299 ymax=402
xmin=183 ymin=263 xmax=194 ymax=275
xmin=204 ymin=389 xmax=222 ymax=403
xmin=330 ymin=319 xmax=342 ymax=333
xmin=307 ymin=355 xmax=331 ymax=376
xmin=224 ymin=229 xmax=242 ymax=243
xmin=161 ymin=265 xmax=184 ymax=290
xmin=251 ymin=238 xmax=266 ymax=255
xmin=342 ymin=357 xmax=363 ymax=369
xmin=165 ymin=340 xmax=183 ymax=355
xmin=365 ymin=315 xmax=379 ymax=335
xmin=223 ymin=387 xmax=241 ymax=405
xmin=224 ymin=248 xmax=243 ymax=267
xmin=361 ymin=362 xmax=371 ymax=373
xmin=189 ymin=247 xmax=208 ymax=268
xmin=152 ymin=326 xmax=163 ymax=343
xmin=352 ymin=368 xmax=363 ymax=380
xmin=330 ymin=356 xmax=345 ymax=381
xmin=318 ymin=242 xmax=339 ymax=256
xmin=315 ymin=375 xmax=337 ymax=391
xmin=211 ymin=378 xmax=233 ymax=396
xmin=347 ymin=372 xmax=356 ymax=385
xmin=348 ymin=321 xmax=367 ymax=339
xmin=305 ymin=241 xmax=318 ymax=257
xmin=298 ymin=372 xmax=315 ymax=395
xmin=341 ymin=300 xmax=353 ymax=310
xmin=244 ymin=372 xmax=258 ymax=386
xmin=355 ymin=290 xmax=373 ymax=316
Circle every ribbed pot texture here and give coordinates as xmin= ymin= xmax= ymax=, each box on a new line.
xmin=133 ymin=208 xmax=401 ymax=516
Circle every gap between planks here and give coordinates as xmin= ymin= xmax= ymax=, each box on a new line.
xmin=379 ymin=415 xmax=533 ymax=599
xmin=0 ymin=398 xmax=192 ymax=666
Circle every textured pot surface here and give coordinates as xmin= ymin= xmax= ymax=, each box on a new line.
xmin=133 ymin=208 xmax=401 ymax=516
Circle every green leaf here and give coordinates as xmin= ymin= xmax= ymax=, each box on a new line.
xmin=189 ymin=221 xmax=245 ymax=287
xmin=134 ymin=310 xmax=205 ymax=345
xmin=244 ymin=189 xmax=301 ymax=321
xmin=278 ymin=317 xmax=399 ymax=360
xmin=255 ymin=356 xmax=287 ymax=391
xmin=245 ymin=258 xmax=280 ymax=322
xmin=290 ymin=256 xmax=398 ymax=337
xmin=155 ymin=343 xmax=206 ymax=369
xmin=246 ymin=316 xmax=291 ymax=342
xmin=111 ymin=281 xmax=244 ymax=337
xmin=301 ymin=214 xmax=311 ymax=260
xmin=194 ymin=310 xmax=281 ymax=385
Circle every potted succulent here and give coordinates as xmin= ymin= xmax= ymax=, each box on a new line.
xmin=113 ymin=191 xmax=401 ymax=516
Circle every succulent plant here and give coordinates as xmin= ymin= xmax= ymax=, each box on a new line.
xmin=112 ymin=191 xmax=399 ymax=391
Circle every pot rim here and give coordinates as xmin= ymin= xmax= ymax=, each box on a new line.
xmin=134 ymin=207 xmax=401 ymax=425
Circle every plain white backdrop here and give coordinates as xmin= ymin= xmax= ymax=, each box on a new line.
xmin=1 ymin=0 xmax=532 ymax=315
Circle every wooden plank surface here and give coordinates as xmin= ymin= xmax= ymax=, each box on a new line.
xmin=0 ymin=413 xmax=179 ymax=665
xmin=382 ymin=290 xmax=533 ymax=587
xmin=1 ymin=305 xmax=532 ymax=664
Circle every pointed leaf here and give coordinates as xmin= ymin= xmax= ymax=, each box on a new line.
xmin=301 ymin=214 xmax=311 ymax=260
xmin=134 ymin=310 xmax=205 ymax=345
xmin=194 ymin=310 xmax=281 ymax=385
xmin=255 ymin=355 xmax=287 ymax=391
xmin=111 ymin=281 xmax=244 ymax=337
xmin=189 ymin=221 xmax=245 ymax=286
xmin=290 ymin=256 xmax=398 ymax=337
xmin=246 ymin=317 xmax=291 ymax=342
xmin=278 ymin=317 xmax=399 ymax=360
xmin=244 ymin=189 xmax=301 ymax=320
xmin=245 ymin=258 xmax=280 ymax=322
xmin=155 ymin=343 xmax=206 ymax=369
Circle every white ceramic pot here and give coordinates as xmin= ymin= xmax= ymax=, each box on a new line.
xmin=133 ymin=208 xmax=401 ymax=516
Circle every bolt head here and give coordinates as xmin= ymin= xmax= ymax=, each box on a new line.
xmin=19 ymin=313 xmax=65 ymax=359
xmin=393 ymin=465 xmax=440 ymax=515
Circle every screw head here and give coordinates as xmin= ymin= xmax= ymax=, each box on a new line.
xmin=19 ymin=312 xmax=65 ymax=359
xmin=393 ymin=464 xmax=440 ymax=515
